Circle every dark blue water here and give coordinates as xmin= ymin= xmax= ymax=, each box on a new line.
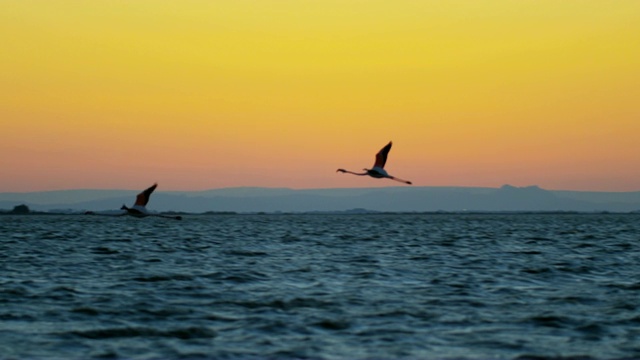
xmin=1 ymin=214 xmax=639 ymax=359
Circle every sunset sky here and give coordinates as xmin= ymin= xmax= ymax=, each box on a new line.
xmin=1 ymin=1 xmax=639 ymax=192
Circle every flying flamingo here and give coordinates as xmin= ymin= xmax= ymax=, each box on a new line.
xmin=86 ymin=183 xmax=182 ymax=220
xmin=336 ymin=141 xmax=412 ymax=185
xmin=121 ymin=183 xmax=182 ymax=220
xmin=121 ymin=183 xmax=158 ymax=216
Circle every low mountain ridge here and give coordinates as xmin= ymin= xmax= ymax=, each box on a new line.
xmin=1 ymin=185 xmax=639 ymax=213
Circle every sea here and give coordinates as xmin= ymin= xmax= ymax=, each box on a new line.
xmin=1 ymin=213 xmax=639 ymax=360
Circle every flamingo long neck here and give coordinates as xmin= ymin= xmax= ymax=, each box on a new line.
xmin=344 ymin=169 xmax=367 ymax=176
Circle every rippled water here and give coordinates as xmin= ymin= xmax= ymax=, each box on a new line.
xmin=1 ymin=213 xmax=640 ymax=359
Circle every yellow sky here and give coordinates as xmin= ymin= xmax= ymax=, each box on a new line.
xmin=1 ymin=1 xmax=639 ymax=191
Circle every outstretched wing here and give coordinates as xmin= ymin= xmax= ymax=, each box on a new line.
xmin=134 ymin=183 xmax=157 ymax=206
xmin=373 ymin=141 xmax=392 ymax=169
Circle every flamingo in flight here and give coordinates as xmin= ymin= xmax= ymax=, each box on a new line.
xmin=87 ymin=183 xmax=181 ymax=220
xmin=121 ymin=183 xmax=159 ymax=216
xmin=121 ymin=183 xmax=181 ymax=220
xmin=337 ymin=141 xmax=412 ymax=185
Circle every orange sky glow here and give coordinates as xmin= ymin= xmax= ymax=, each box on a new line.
xmin=1 ymin=1 xmax=639 ymax=192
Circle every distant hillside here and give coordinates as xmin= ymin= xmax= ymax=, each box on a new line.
xmin=1 ymin=185 xmax=639 ymax=213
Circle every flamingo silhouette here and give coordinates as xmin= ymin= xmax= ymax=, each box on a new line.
xmin=337 ymin=141 xmax=412 ymax=185
xmin=121 ymin=183 xmax=158 ymax=216
xmin=86 ymin=183 xmax=181 ymax=220
xmin=121 ymin=183 xmax=182 ymax=219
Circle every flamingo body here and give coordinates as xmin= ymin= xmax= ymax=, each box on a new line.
xmin=366 ymin=166 xmax=389 ymax=179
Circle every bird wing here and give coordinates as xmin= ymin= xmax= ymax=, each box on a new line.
xmin=373 ymin=141 xmax=392 ymax=169
xmin=134 ymin=183 xmax=157 ymax=206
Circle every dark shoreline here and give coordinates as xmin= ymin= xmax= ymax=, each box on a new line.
xmin=2 ymin=210 xmax=639 ymax=216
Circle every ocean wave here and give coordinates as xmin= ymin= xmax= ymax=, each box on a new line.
xmin=68 ymin=326 xmax=216 ymax=340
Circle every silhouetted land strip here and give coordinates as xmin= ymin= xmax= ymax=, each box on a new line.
xmin=2 ymin=206 xmax=639 ymax=216
xmin=0 ymin=204 xmax=52 ymax=215
xmin=3 ymin=185 xmax=640 ymax=213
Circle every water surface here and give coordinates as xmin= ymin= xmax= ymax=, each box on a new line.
xmin=1 ymin=214 xmax=639 ymax=359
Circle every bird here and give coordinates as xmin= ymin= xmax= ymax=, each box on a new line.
xmin=121 ymin=183 xmax=158 ymax=216
xmin=336 ymin=141 xmax=412 ymax=185
xmin=86 ymin=183 xmax=181 ymax=220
